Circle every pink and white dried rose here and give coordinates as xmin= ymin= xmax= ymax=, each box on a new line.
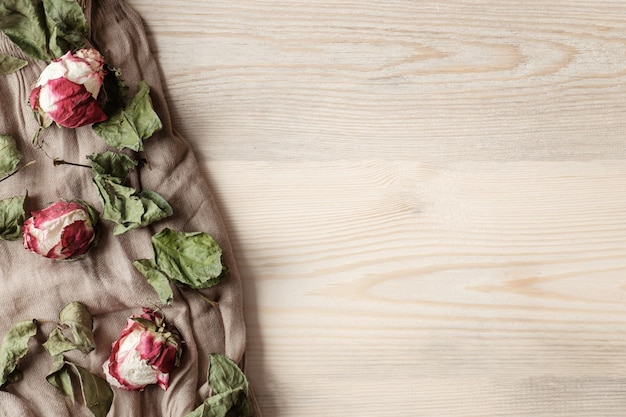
xmin=22 ymin=200 xmax=98 ymax=260
xmin=103 ymin=308 xmax=182 ymax=391
xmin=29 ymin=48 xmax=107 ymax=129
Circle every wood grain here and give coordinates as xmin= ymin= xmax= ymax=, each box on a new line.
xmin=204 ymin=161 xmax=626 ymax=416
xmin=125 ymin=0 xmax=626 ymax=415
xmin=129 ymin=0 xmax=626 ymax=162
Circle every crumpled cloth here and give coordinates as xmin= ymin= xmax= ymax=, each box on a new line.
xmin=0 ymin=0 xmax=261 ymax=415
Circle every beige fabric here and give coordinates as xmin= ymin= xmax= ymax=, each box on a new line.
xmin=0 ymin=0 xmax=260 ymax=415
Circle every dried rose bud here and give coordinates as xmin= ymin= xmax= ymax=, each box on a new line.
xmin=103 ymin=308 xmax=182 ymax=391
xmin=29 ymin=48 xmax=107 ymax=129
xmin=23 ymin=200 xmax=99 ymax=260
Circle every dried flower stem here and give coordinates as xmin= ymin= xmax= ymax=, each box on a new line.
xmin=53 ymin=159 xmax=91 ymax=169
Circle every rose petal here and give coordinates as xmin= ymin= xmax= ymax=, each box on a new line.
xmin=29 ymin=86 xmax=42 ymax=111
xmin=156 ymin=372 xmax=170 ymax=390
xmin=104 ymin=330 xmax=157 ymax=391
xmin=137 ymin=331 xmax=161 ymax=361
xmin=59 ymin=220 xmax=95 ymax=258
xmin=137 ymin=332 xmax=177 ymax=373
xmin=23 ymin=201 xmax=96 ymax=260
xmin=152 ymin=343 xmax=178 ymax=373
xmin=103 ymin=310 xmax=182 ymax=391
xmin=43 ymin=78 xmax=107 ymax=128
xmin=32 ymin=201 xmax=86 ymax=228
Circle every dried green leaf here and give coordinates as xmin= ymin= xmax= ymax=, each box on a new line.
xmin=0 ymin=320 xmax=37 ymax=388
xmin=112 ymin=189 xmax=172 ymax=235
xmin=88 ymin=152 xmax=172 ymax=234
xmin=93 ymin=80 xmax=162 ymax=151
xmin=152 ymin=228 xmax=224 ymax=289
xmin=184 ymin=354 xmax=253 ymax=417
xmin=87 ymin=151 xmax=137 ymax=180
xmin=133 ymin=258 xmax=174 ymax=305
xmin=133 ymin=229 xmax=224 ymax=304
xmin=0 ymin=0 xmax=51 ymax=61
xmin=91 ymin=175 xmax=172 ymax=235
xmin=0 ymin=53 xmax=27 ymax=74
xmin=92 ymin=175 xmax=140 ymax=223
xmin=42 ymin=0 xmax=88 ymax=57
xmin=46 ymin=354 xmax=74 ymax=403
xmin=0 ymin=134 xmax=22 ymax=177
xmin=127 ymin=80 xmax=162 ymax=141
xmin=47 ymin=356 xmax=114 ymax=417
xmin=73 ymin=364 xmax=114 ymax=417
xmin=207 ymin=354 xmax=249 ymax=395
xmin=0 ymin=194 xmax=26 ymax=241
xmin=43 ymin=301 xmax=94 ymax=356
xmin=44 ymin=328 xmax=79 ymax=357
xmin=0 ymin=0 xmax=88 ymax=61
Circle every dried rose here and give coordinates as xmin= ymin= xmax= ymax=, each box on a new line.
xmin=29 ymin=48 xmax=107 ymax=129
xmin=103 ymin=308 xmax=182 ymax=391
xmin=23 ymin=200 xmax=99 ymax=260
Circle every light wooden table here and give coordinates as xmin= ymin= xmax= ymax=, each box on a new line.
xmin=126 ymin=1 xmax=626 ymax=415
